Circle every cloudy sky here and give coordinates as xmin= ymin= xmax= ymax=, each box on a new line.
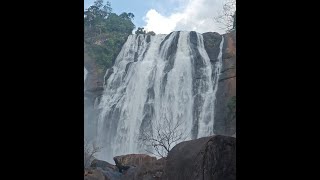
xmin=84 ymin=0 xmax=226 ymax=34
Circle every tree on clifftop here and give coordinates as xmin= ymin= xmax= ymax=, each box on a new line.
xmin=214 ymin=0 xmax=236 ymax=32
xmin=84 ymin=0 xmax=135 ymax=71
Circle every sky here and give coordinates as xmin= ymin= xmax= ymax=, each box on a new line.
xmin=84 ymin=0 xmax=226 ymax=34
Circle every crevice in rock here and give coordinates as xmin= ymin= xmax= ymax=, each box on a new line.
xmin=219 ymin=75 xmax=236 ymax=82
xmin=220 ymin=67 xmax=235 ymax=74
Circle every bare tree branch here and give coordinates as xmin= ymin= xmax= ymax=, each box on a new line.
xmin=84 ymin=139 xmax=103 ymax=168
xmin=214 ymin=0 xmax=236 ymax=32
xmin=139 ymin=116 xmax=188 ymax=158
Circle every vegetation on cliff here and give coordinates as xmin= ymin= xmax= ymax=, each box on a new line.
xmin=84 ymin=0 xmax=135 ymax=72
xmin=214 ymin=0 xmax=236 ymax=32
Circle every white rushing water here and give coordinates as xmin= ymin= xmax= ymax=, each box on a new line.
xmin=96 ymin=31 xmax=224 ymax=162
xmin=84 ymin=67 xmax=88 ymax=83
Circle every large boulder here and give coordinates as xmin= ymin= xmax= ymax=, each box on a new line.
xmin=88 ymin=159 xmax=122 ymax=180
xmin=84 ymin=136 xmax=235 ymax=180
xmin=113 ymin=154 xmax=157 ymax=170
xmin=91 ymin=159 xmax=118 ymax=171
xmin=163 ymin=135 xmax=236 ymax=180
xmin=120 ymin=157 xmax=166 ymax=180
xmin=84 ymin=168 xmax=106 ymax=180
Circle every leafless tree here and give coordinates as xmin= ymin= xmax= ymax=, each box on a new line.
xmin=214 ymin=0 xmax=236 ymax=32
xmin=84 ymin=139 xmax=103 ymax=168
xmin=139 ymin=117 xmax=188 ymax=158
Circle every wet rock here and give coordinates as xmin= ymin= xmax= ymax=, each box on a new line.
xmin=163 ymin=135 xmax=236 ymax=180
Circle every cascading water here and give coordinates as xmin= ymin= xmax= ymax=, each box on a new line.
xmin=84 ymin=67 xmax=88 ymax=85
xmin=96 ymin=31 xmax=224 ymax=162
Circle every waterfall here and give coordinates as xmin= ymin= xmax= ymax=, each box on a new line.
xmin=84 ymin=67 xmax=88 ymax=85
xmin=96 ymin=31 xmax=224 ymax=162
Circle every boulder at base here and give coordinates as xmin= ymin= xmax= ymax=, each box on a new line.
xmin=84 ymin=135 xmax=236 ymax=180
xmin=120 ymin=157 xmax=166 ymax=180
xmin=113 ymin=154 xmax=157 ymax=172
xmin=84 ymin=168 xmax=106 ymax=180
xmin=163 ymin=135 xmax=236 ymax=180
xmin=88 ymin=159 xmax=122 ymax=180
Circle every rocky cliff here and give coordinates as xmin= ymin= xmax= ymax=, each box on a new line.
xmin=84 ymin=43 xmax=105 ymax=141
xmin=203 ymin=30 xmax=236 ymax=136
xmin=215 ymin=30 xmax=236 ymax=136
xmin=84 ymin=135 xmax=236 ymax=180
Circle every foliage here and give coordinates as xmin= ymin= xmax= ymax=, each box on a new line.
xmin=84 ymin=0 xmax=135 ymax=71
xmin=135 ymin=27 xmax=156 ymax=36
xmin=146 ymin=31 xmax=156 ymax=36
xmin=135 ymin=27 xmax=146 ymax=34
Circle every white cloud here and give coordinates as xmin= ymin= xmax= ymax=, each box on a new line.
xmin=143 ymin=0 xmax=226 ymax=34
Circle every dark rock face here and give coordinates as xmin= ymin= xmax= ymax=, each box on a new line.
xmin=120 ymin=158 xmax=166 ymax=180
xmin=84 ymin=168 xmax=106 ymax=180
xmin=213 ymin=30 xmax=236 ymax=136
xmin=124 ymin=62 xmax=133 ymax=79
xmin=140 ymin=68 xmax=156 ymax=139
xmin=91 ymin=159 xmax=118 ymax=171
xmin=84 ymin=44 xmax=105 ymax=141
xmin=202 ymin=30 xmax=236 ymax=136
xmin=85 ymin=167 xmax=123 ymax=180
xmin=113 ymin=154 xmax=157 ymax=169
xmin=84 ymin=44 xmax=105 ymax=93
xmin=84 ymin=136 xmax=235 ymax=180
xmin=113 ymin=154 xmax=164 ymax=179
xmin=202 ymin=32 xmax=223 ymax=63
xmin=161 ymin=31 xmax=180 ymax=74
xmin=163 ymin=135 xmax=236 ymax=180
xmin=87 ymin=159 xmax=122 ymax=180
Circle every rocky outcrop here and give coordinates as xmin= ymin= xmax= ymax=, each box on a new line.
xmin=84 ymin=135 xmax=235 ymax=180
xmin=86 ymin=154 xmax=164 ymax=180
xmin=91 ymin=159 xmax=118 ymax=171
xmin=84 ymin=43 xmax=106 ymax=141
xmin=84 ymin=44 xmax=105 ymax=96
xmin=202 ymin=32 xmax=223 ymax=63
xmin=84 ymin=168 xmax=107 ymax=180
xmin=163 ymin=135 xmax=236 ymax=180
xmin=120 ymin=157 xmax=166 ymax=180
xmin=86 ymin=159 xmax=122 ymax=180
xmin=114 ymin=154 xmax=157 ymax=171
xmin=214 ymin=30 xmax=236 ymax=136
xmin=203 ymin=30 xmax=236 ymax=136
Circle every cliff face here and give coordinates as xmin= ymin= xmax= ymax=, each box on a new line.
xmin=84 ymin=44 xmax=105 ymax=141
xmin=203 ymin=30 xmax=236 ymax=136
xmin=84 ymin=44 xmax=105 ymax=96
xmin=214 ymin=30 xmax=236 ymax=136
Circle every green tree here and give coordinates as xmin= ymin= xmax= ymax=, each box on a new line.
xmin=84 ymin=0 xmax=136 ymax=72
xmin=135 ymin=27 xmax=146 ymax=34
xmin=146 ymin=31 xmax=156 ymax=36
xmin=119 ymin=12 xmax=135 ymax=20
